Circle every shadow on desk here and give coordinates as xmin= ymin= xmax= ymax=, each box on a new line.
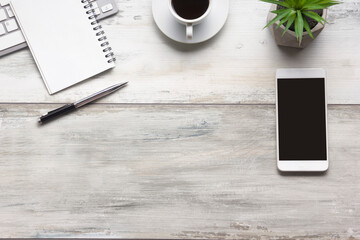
xmin=278 ymin=170 xmax=328 ymax=177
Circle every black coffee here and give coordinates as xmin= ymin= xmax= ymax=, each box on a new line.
xmin=172 ymin=0 xmax=210 ymax=20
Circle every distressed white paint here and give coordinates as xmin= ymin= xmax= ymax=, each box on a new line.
xmin=0 ymin=0 xmax=359 ymax=104
xmin=0 ymin=104 xmax=360 ymax=238
xmin=0 ymin=0 xmax=359 ymax=238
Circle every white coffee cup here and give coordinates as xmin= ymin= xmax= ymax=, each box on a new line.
xmin=169 ymin=0 xmax=212 ymax=40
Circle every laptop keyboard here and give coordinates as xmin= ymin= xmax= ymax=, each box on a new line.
xmin=0 ymin=0 xmax=118 ymax=57
xmin=0 ymin=0 xmax=26 ymax=56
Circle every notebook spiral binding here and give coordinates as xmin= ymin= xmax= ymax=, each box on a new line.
xmin=81 ymin=0 xmax=116 ymax=64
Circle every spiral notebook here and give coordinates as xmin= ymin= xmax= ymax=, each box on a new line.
xmin=11 ymin=0 xmax=116 ymax=94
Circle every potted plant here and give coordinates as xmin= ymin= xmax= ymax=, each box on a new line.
xmin=261 ymin=0 xmax=341 ymax=48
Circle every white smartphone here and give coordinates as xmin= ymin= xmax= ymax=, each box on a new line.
xmin=276 ymin=68 xmax=329 ymax=172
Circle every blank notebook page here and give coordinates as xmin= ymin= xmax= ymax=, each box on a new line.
xmin=11 ymin=0 xmax=116 ymax=94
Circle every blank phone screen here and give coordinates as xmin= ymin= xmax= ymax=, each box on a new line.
xmin=277 ymin=78 xmax=327 ymax=160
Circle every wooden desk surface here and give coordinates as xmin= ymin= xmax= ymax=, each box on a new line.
xmin=0 ymin=0 xmax=359 ymax=238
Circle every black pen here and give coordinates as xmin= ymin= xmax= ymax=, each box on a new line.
xmin=38 ymin=82 xmax=128 ymax=124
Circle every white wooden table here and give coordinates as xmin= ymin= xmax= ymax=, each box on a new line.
xmin=0 ymin=0 xmax=359 ymax=238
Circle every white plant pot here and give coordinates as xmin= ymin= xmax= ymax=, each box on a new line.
xmin=267 ymin=4 xmax=328 ymax=48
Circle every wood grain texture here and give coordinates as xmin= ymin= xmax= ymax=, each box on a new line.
xmin=0 ymin=0 xmax=359 ymax=104
xmin=0 ymin=104 xmax=359 ymax=239
xmin=1 ymin=0 xmax=359 ymax=238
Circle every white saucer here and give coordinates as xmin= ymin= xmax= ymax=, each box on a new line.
xmin=152 ymin=0 xmax=229 ymax=44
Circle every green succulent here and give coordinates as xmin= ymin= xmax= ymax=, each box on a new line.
xmin=261 ymin=0 xmax=341 ymax=44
